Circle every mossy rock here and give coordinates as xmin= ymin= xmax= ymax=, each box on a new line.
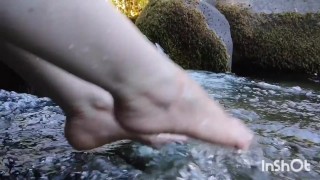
xmin=215 ymin=0 xmax=320 ymax=75
xmin=135 ymin=0 xmax=230 ymax=72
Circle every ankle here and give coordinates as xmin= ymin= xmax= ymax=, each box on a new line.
xmin=66 ymin=84 xmax=113 ymax=113
xmin=118 ymin=65 xmax=186 ymax=108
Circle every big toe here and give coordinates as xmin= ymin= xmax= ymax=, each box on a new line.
xmin=230 ymin=118 xmax=254 ymax=150
xmin=188 ymin=117 xmax=253 ymax=150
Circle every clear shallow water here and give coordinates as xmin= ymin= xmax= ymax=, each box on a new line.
xmin=0 ymin=71 xmax=319 ymax=179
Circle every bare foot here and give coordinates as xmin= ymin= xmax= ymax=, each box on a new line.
xmin=114 ymin=70 xmax=253 ymax=150
xmin=63 ymin=85 xmax=187 ymax=150
xmin=0 ymin=42 xmax=187 ymax=151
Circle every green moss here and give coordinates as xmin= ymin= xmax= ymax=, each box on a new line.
xmin=135 ymin=0 xmax=229 ymax=72
xmin=217 ymin=4 xmax=320 ymax=74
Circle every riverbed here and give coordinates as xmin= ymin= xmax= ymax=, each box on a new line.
xmin=1 ymin=71 xmax=319 ymax=179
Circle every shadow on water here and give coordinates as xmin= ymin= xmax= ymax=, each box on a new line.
xmin=0 ymin=70 xmax=319 ymax=179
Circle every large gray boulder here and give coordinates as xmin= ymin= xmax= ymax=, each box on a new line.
xmin=199 ymin=0 xmax=233 ymax=69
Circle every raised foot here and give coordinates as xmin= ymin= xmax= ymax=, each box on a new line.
xmin=114 ymin=72 xmax=253 ymax=150
xmin=63 ymin=89 xmax=187 ymax=151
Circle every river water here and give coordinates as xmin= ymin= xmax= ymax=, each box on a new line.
xmin=0 ymin=70 xmax=319 ymax=179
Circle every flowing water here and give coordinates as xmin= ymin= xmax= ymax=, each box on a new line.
xmin=0 ymin=71 xmax=319 ymax=179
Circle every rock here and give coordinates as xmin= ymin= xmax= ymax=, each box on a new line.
xmin=212 ymin=0 xmax=320 ymax=75
xmin=135 ymin=0 xmax=231 ymax=72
